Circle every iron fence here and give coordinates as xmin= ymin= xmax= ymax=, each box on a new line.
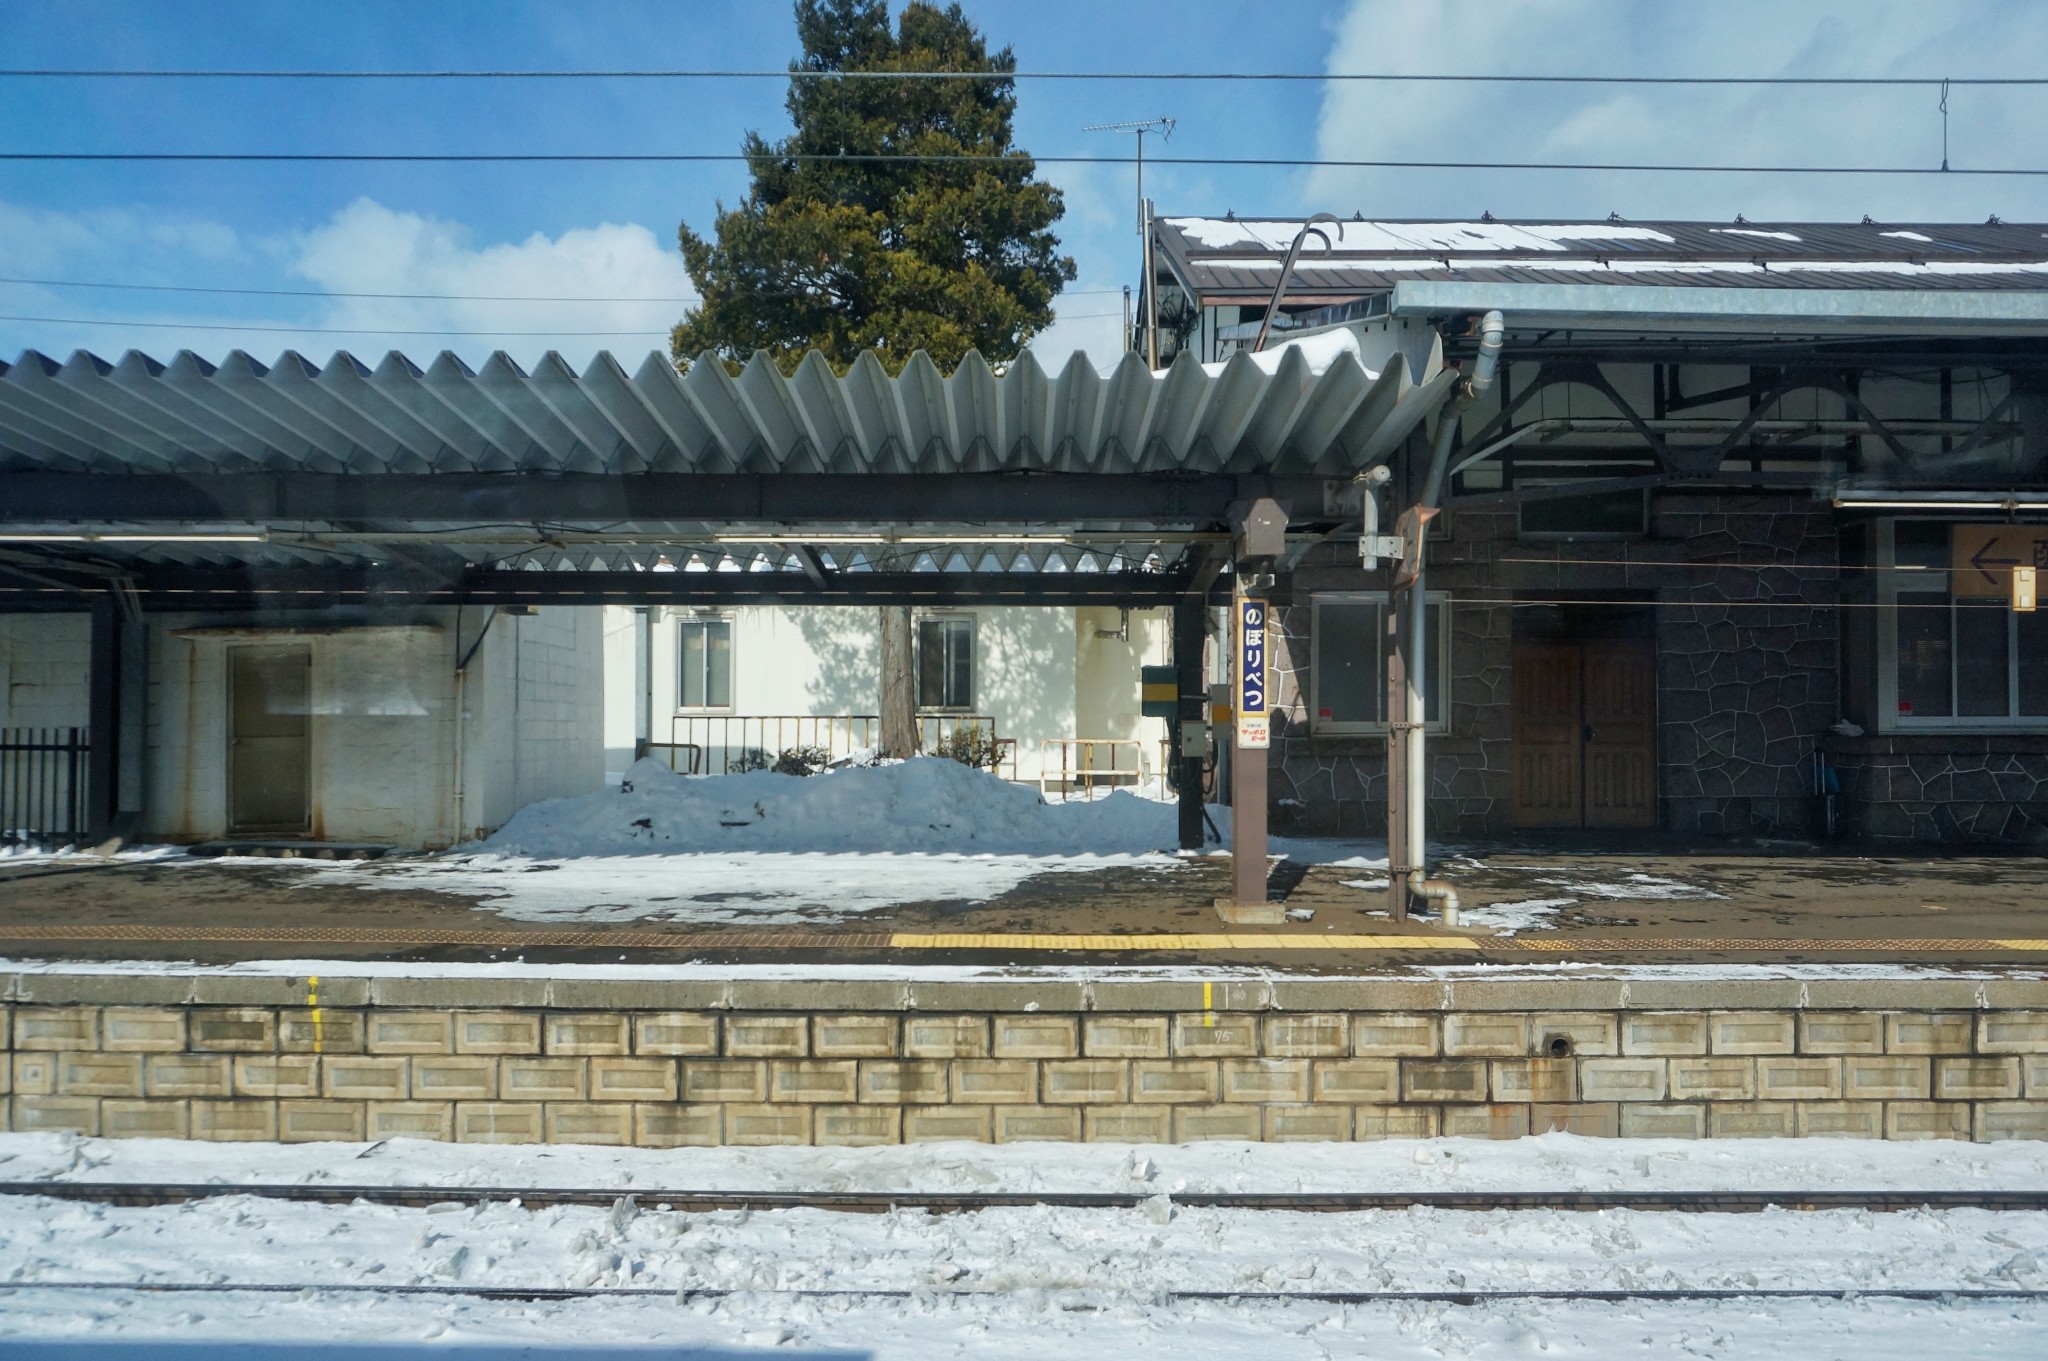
xmin=647 ymin=714 xmax=1010 ymax=779
xmin=0 ymin=727 xmax=90 ymax=846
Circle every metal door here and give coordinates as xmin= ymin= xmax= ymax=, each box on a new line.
xmin=1511 ymin=643 xmax=1583 ymax=827
xmin=228 ymin=645 xmax=310 ymax=834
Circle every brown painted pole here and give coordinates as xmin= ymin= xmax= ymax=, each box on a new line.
xmin=1219 ymin=587 xmax=1276 ymax=922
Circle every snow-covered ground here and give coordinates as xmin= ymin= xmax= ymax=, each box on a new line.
xmin=0 ymin=1133 xmax=2044 ymax=1357
xmin=0 ymin=762 xmax=1738 ymax=928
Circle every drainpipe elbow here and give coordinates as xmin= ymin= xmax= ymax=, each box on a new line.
xmin=1407 ymin=869 xmax=1461 ymax=927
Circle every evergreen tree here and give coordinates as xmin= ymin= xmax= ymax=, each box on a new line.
xmin=671 ymin=0 xmax=1075 ymax=373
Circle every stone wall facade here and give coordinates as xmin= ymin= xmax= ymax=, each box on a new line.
xmin=6 ymin=973 xmax=2046 ymax=1145
xmin=1824 ymin=736 xmax=2048 ymax=847
xmin=1269 ymin=492 xmax=1846 ymax=840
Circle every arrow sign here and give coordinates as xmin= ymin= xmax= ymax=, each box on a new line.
xmin=1970 ymin=534 xmax=2020 ymax=583
xmin=1952 ymin=526 xmax=2048 ymax=599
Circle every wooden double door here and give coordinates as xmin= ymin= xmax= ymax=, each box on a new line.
xmin=1512 ymin=640 xmax=1657 ymax=828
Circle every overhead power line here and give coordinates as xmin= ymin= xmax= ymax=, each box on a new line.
xmin=0 ymin=276 xmax=1129 ymax=304
xmin=0 ymin=309 xmax=1127 ymax=337
xmin=1 ymin=68 xmax=2044 ymax=87
xmin=2 ymin=152 xmax=2041 ymax=175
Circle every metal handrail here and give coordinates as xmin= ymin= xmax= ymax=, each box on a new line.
xmin=1038 ymin=738 xmax=1149 ymax=802
xmin=664 ymin=713 xmax=1004 ymax=776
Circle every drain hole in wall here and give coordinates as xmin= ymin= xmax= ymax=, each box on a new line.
xmin=1544 ymin=1035 xmax=1573 ymax=1059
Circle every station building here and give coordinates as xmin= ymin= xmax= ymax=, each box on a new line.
xmin=1139 ymin=216 xmax=2048 ymax=844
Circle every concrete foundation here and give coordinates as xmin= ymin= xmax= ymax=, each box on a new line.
xmin=6 ymin=971 xmax=2045 ymax=1146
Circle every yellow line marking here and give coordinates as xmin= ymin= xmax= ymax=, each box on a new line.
xmin=887 ymin=932 xmax=1476 ymax=951
xmin=885 ymin=933 xmax=2048 ymax=953
xmin=308 ymin=974 xmax=322 ymax=1055
xmin=1202 ymin=980 xmax=1213 ymax=1028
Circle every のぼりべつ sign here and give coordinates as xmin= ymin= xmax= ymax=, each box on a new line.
xmin=1236 ymin=596 xmax=1269 ymax=749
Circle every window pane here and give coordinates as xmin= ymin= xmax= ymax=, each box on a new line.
xmin=1425 ymin=601 xmax=1445 ymax=726
xmin=1314 ymin=602 xmax=1382 ymax=725
xmin=1956 ymin=601 xmax=2010 ymax=717
xmin=946 ymin=621 xmax=973 ymax=709
xmin=1893 ymin=521 xmax=1950 ymax=589
xmin=2020 ymin=610 xmax=2048 ymax=716
xmin=680 ymin=624 xmax=706 ymax=708
xmin=1894 ymin=594 xmax=1952 ymax=718
xmin=705 ymin=621 xmax=731 ymax=708
xmin=917 ymin=620 xmax=945 ymax=707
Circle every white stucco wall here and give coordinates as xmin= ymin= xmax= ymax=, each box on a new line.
xmin=145 ymin=621 xmax=459 ymax=846
xmin=139 ymin=605 xmax=604 ymax=848
xmin=1073 ymin=606 xmax=1174 ymax=786
xmin=0 ymin=614 xmax=90 ymax=730
xmin=462 ymin=606 xmax=606 ymax=837
xmin=615 ymin=604 xmax=1178 ymax=784
xmin=601 ymin=606 xmax=644 ymax=779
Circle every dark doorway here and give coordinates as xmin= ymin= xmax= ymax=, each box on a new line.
xmin=228 ymin=645 xmax=311 ymax=834
xmin=1512 ymin=600 xmax=1657 ymax=829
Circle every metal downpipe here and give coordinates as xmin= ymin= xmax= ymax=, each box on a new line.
xmin=1403 ymin=310 xmax=1503 ymax=926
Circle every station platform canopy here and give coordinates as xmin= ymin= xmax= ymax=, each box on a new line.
xmin=0 ymin=337 xmax=1453 ymax=611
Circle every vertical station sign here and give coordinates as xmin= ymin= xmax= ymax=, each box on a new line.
xmin=1235 ymin=594 xmax=1269 ymax=749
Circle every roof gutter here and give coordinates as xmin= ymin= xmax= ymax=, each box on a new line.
xmin=1390 ymin=281 xmax=2048 ymax=335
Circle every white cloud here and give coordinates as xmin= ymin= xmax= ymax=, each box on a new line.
xmin=0 ymin=197 xmax=697 ymax=370
xmin=292 ymin=198 xmax=697 ymax=365
xmin=1309 ymin=0 xmax=2048 ymax=224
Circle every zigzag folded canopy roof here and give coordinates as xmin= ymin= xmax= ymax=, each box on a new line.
xmin=0 ymin=339 xmax=1453 ymax=609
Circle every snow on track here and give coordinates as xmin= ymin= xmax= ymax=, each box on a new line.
xmin=3 ymin=1134 xmax=2046 ymax=1356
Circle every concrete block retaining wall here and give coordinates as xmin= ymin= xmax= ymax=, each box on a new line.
xmin=4 ymin=974 xmax=2047 ymax=1145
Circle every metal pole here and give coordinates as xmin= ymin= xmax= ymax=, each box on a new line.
xmin=1143 ymin=196 xmax=1159 ymax=370
xmin=86 ymin=596 xmax=120 ymax=844
xmin=1173 ymin=598 xmax=1206 ymax=851
xmin=1385 ymin=588 xmax=1411 ymax=921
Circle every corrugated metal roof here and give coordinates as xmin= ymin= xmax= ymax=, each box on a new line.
xmin=1157 ymin=216 xmax=2048 ymax=301
xmin=0 ymin=340 xmax=1445 ymax=479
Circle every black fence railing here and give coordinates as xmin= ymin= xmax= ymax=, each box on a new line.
xmin=0 ymin=727 xmax=90 ymax=847
xmin=645 ymin=714 xmax=1014 ymax=779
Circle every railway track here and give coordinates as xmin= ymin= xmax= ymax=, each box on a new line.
xmin=3 ymin=1182 xmax=2046 ymax=1214
xmin=0 ymin=1280 xmax=2041 ymax=1306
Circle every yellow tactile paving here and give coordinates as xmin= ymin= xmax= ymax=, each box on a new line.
xmin=0 ymin=925 xmax=2044 ymax=954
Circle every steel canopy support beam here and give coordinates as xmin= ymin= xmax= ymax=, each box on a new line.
xmin=0 ymin=566 xmax=1198 ymax=611
xmin=0 ymin=471 xmax=1342 ymax=527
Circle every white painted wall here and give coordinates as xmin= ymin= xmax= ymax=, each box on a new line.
xmin=145 ymin=621 xmax=458 ymax=846
xmin=608 ymin=603 xmax=1173 ymax=785
xmin=461 ymin=606 xmax=606 ymax=837
xmin=141 ymin=605 xmax=605 ymax=849
xmin=0 ymin=614 xmax=90 ymax=730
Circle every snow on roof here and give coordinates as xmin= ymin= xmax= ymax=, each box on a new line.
xmin=1163 ymin=218 xmax=1677 ymax=253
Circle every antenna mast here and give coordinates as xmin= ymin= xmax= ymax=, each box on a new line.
xmin=1085 ymin=116 xmax=1176 ymax=368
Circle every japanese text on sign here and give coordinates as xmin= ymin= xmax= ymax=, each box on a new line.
xmin=1951 ymin=526 xmax=2048 ymax=598
xmin=1236 ymin=596 xmax=1269 ymax=750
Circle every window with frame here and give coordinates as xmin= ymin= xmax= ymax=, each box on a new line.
xmin=917 ymin=616 xmax=975 ymax=710
xmin=677 ymin=617 xmax=732 ymax=709
xmin=1880 ymin=520 xmax=2048 ymax=728
xmin=1309 ymin=592 xmax=1450 ymax=734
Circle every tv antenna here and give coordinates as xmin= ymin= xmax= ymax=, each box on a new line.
xmin=1085 ymin=116 xmax=1176 ymax=367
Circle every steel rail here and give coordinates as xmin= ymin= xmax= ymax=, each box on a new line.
xmin=0 ymin=1280 xmax=2040 ymax=1306
xmin=4 ymin=1183 xmax=2047 ymax=1214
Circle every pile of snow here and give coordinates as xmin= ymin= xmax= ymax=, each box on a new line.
xmin=481 ymin=757 xmax=1192 ymax=859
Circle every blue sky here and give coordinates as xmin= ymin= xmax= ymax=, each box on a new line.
xmin=3 ymin=0 xmax=2045 ymax=370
